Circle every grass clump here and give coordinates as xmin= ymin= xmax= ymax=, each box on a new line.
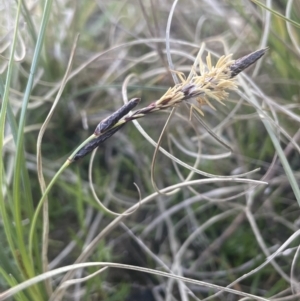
xmin=1 ymin=1 xmax=300 ymax=301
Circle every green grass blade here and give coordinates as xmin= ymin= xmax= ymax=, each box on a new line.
xmin=12 ymin=0 xmax=53 ymax=270
xmin=263 ymin=119 xmax=300 ymax=206
xmin=5 ymin=0 xmax=54 ymax=299
xmin=0 ymin=77 xmax=41 ymax=274
xmin=251 ymin=0 xmax=300 ymax=28
xmin=0 ymin=0 xmax=21 ymax=280
xmin=0 ymin=266 xmax=30 ymax=301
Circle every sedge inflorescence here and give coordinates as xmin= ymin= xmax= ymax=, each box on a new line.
xmin=156 ymin=52 xmax=238 ymax=114
xmin=72 ymin=48 xmax=267 ymax=161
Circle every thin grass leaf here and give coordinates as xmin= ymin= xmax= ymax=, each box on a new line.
xmin=13 ymin=0 xmax=53 ymax=274
xmin=20 ymin=1 xmax=37 ymax=43
xmin=0 ymin=266 xmax=30 ymax=301
xmin=0 ymin=0 xmax=30 ymax=291
xmin=251 ymin=0 xmax=300 ymax=29
xmin=6 ymin=0 xmax=54 ymax=299
xmin=263 ymin=119 xmax=300 ymax=207
xmin=0 ymin=77 xmax=40 ymax=273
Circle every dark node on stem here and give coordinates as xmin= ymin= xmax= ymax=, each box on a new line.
xmin=230 ymin=48 xmax=268 ymax=78
xmin=94 ymin=98 xmax=140 ymax=135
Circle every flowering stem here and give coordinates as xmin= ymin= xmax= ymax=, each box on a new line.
xmin=72 ymin=48 xmax=268 ymax=161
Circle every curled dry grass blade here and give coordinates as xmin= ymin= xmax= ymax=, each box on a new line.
xmin=4 ymin=222 xmax=300 ymax=301
xmin=0 ymin=261 xmax=271 ymax=301
xmin=42 ymin=178 xmax=268 ymax=301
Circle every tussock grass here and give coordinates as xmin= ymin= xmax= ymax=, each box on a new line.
xmin=1 ymin=1 xmax=300 ymax=301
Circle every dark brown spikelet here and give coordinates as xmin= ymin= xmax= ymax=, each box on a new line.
xmin=94 ymin=98 xmax=140 ymax=135
xmin=73 ymin=124 xmax=125 ymax=161
xmin=230 ymin=48 xmax=268 ymax=78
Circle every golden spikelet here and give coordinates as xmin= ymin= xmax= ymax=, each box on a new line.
xmin=156 ymin=51 xmax=238 ymax=111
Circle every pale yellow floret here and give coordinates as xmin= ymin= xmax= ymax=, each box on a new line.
xmin=155 ymin=50 xmax=237 ymax=111
xmin=199 ymin=58 xmax=206 ymax=75
xmin=170 ymin=69 xmax=186 ymax=83
xmin=206 ymin=52 xmax=212 ymax=70
xmin=190 ymin=104 xmax=204 ymax=118
xmin=197 ymin=96 xmax=216 ymax=110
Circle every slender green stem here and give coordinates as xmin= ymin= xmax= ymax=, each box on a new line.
xmin=29 ymin=160 xmax=70 ymax=257
xmin=68 ymin=134 xmax=97 ymax=160
xmin=29 ymin=133 xmax=96 ymax=257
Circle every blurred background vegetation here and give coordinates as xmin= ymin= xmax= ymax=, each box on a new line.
xmin=1 ymin=0 xmax=300 ymax=300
